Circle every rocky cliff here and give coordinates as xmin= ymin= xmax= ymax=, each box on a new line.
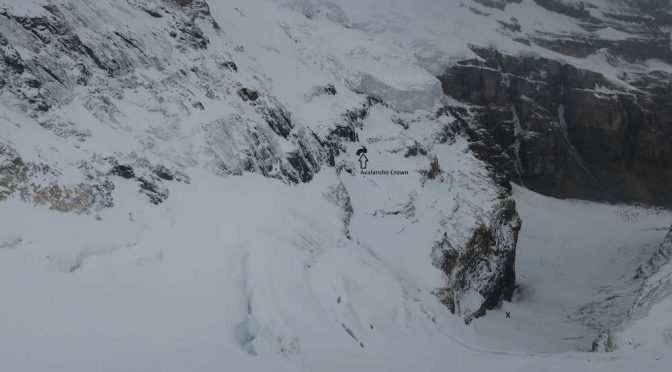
xmin=441 ymin=46 xmax=672 ymax=206
xmin=434 ymin=197 xmax=521 ymax=320
xmin=437 ymin=0 xmax=672 ymax=206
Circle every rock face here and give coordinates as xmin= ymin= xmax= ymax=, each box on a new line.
xmin=434 ymin=198 xmax=521 ymax=319
xmin=441 ymin=47 xmax=672 ymax=206
xmin=0 ymin=0 xmax=328 ymax=206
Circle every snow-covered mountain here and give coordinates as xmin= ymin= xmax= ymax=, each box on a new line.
xmin=0 ymin=1 xmax=670 ymax=371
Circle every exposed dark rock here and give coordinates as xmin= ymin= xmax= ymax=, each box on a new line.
xmin=261 ymin=104 xmax=293 ymax=138
xmin=285 ymin=150 xmax=316 ymax=183
xmin=0 ymin=30 xmax=53 ymax=112
xmin=533 ymin=0 xmax=592 ymax=20
xmin=38 ymin=117 xmax=91 ymax=140
xmin=504 ymin=0 xmax=672 ymax=64
xmin=40 ymin=66 xmax=64 ymax=86
xmin=80 ymin=44 xmax=110 ymax=74
xmin=114 ymin=32 xmax=148 ymax=58
xmin=308 ymin=83 xmax=338 ymax=98
xmin=238 ymin=88 xmax=260 ymax=102
xmin=343 ymin=106 xmax=368 ymax=126
xmin=174 ymin=21 xmax=209 ymax=49
xmin=317 ymin=83 xmax=337 ymax=95
xmin=591 ymin=330 xmax=618 ymax=352
xmin=142 ymin=8 xmax=164 ymax=18
xmin=108 ymin=162 xmax=186 ymax=204
xmin=469 ymin=6 xmax=491 ymax=16
xmin=237 ymin=88 xmax=295 ymax=138
xmin=324 ymin=182 xmax=353 ymax=238
xmin=434 ymin=198 xmax=521 ymax=319
xmin=25 ymin=79 xmax=41 ymax=88
xmin=473 ymin=0 xmax=521 ymax=10
xmin=203 ymin=114 xmax=319 ymax=185
xmin=497 ymin=19 xmax=521 ymax=33
xmin=440 ymin=47 xmax=672 ymax=206
xmin=221 ymin=61 xmax=238 ymax=72
xmin=324 ymin=84 xmax=337 ymax=95
xmin=419 ymin=155 xmax=443 ymax=185
xmin=1 ymin=43 xmax=25 ymax=74
xmin=321 ymin=101 xmax=373 ymax=166
xmin=373 ymin=195 xmax=416 ymax=218
xmin=154 ymin=165 xmax=190 ymax=184
xmin=623 ymin=0 xmax=672 ymax=25
xmin=110 ymin=165 xmax=136 ymax=180
xmin=532 ymin=34 xmax=672 ymax=64
xmin=138 ymin=178 xmax=168 ymax=205
xmin=331 ymin=125 xmax=359 ymax=142
xmin=404 ymin=143 xmax=428 ymax=158
xmin=153 ymin=165 xmax=174 ymax=181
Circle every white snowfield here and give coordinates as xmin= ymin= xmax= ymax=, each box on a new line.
xmin=1 ymin=0 xmax=671 ymax=371
xmin=1 ymin=172 xmax=671 ymax=372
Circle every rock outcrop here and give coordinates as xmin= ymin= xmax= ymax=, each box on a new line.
xmin=434 ymin=198 xmax=521 ymax=320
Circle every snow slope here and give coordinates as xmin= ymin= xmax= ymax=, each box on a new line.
xmin=1 ymin=0 xmax=672 ymax=371
xmin=2 ymin=163 xmax=672 ymax=372
xmin=471 ymin=185 xmax=672 ymax=353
